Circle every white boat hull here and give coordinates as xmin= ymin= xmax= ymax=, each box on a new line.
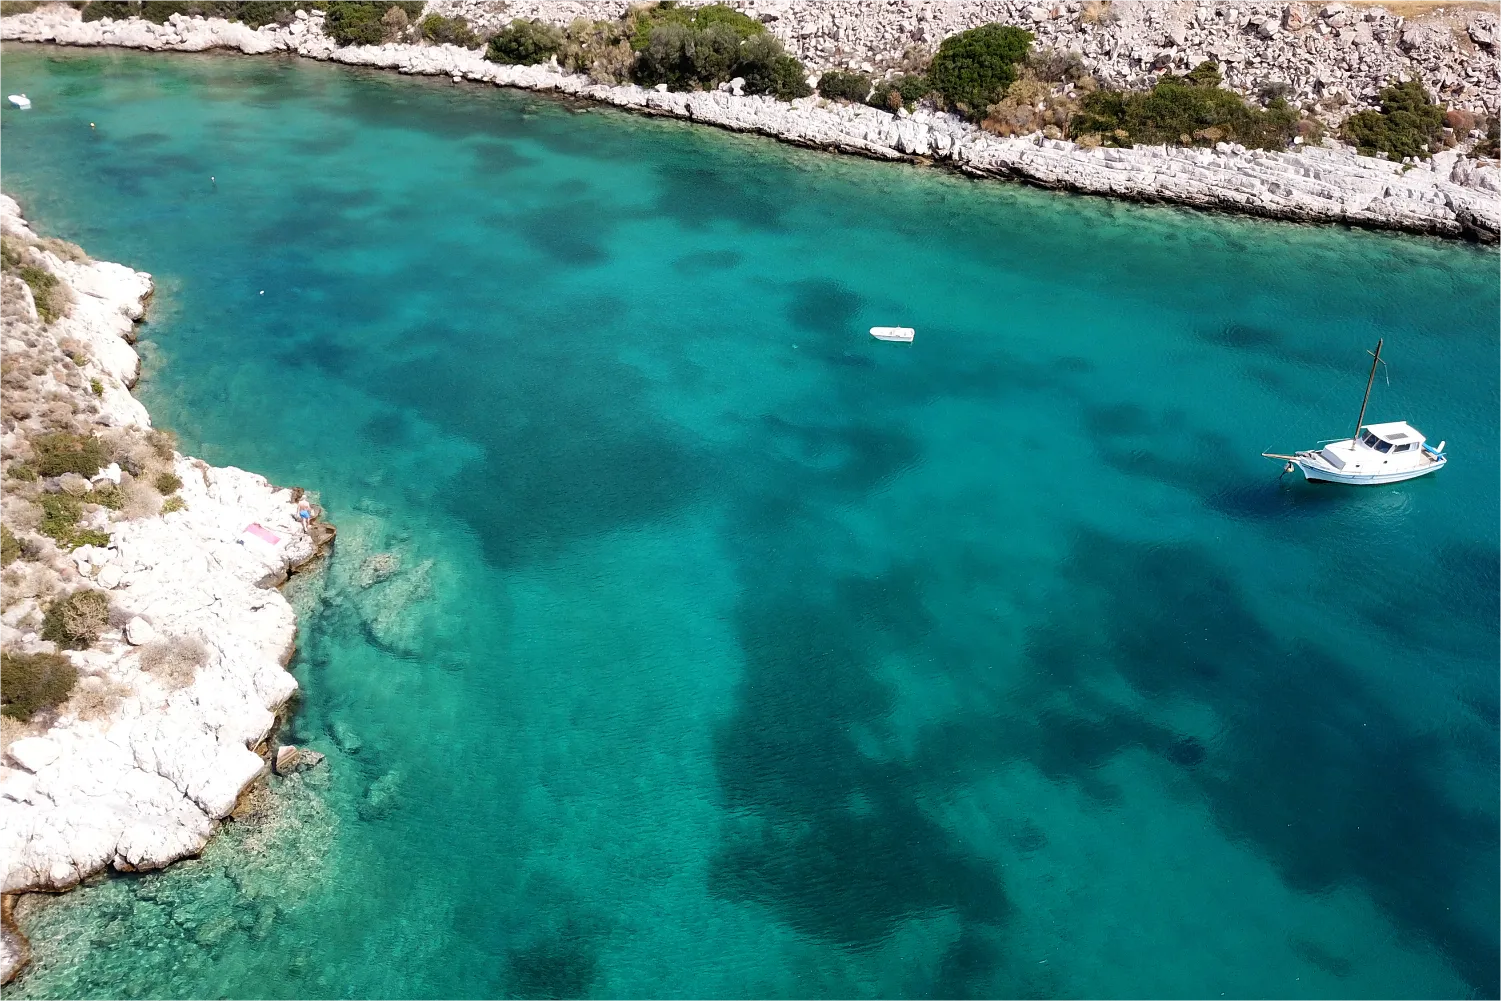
xmin=870 ymin=326 xmax=914 ymax=342
xmin=7 ymin=95 xmax=30 ymax=110
xmin=1292 ymin=453 xmax=1445 ymax=485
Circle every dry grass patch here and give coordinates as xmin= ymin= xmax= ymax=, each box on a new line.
xmin=139 ymin=635 xmax=209 ymax=689
xmin=67 ymin=674 xmax=133 ymax=720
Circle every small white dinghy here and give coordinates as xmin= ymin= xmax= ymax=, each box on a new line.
xmin=7 ymin=94 xmax=31 ymax=110
xmin=1263 ymin=338 xmax=1447 ymax=485
xmin=870 ymin=326 xmax=914 ymax=343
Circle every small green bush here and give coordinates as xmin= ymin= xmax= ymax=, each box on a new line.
xmin=419 ymin=12 xmax=477 ymax=47
xmin=80 ymin=0 xmax=135 ymax=20
xmin=73 ymin=529 xmax=112 ymax=547
xmin=1475 ymin=116 xmax=1500 ymax=159
xmin=161 ymin=496 xmax=187 ymax=514
xmin=1 ymin=651 xmax=77 ymax=721
xmin=7 ymin=463 xmax=37 ymax=482
xmin=154 ymin=471 xmax=183 ymax=495
xmin=89 ymin=483 xmax=124 ymax=510
xmin=18 ymin=264 xmax=68 ymax=324
xmin=0 ymin=2 xmax=43 ymax=17
xmin=1071 ymin=62 xmax=1299 ymax=150
xmin=321 ymin=1 xmax=423 ymax=46
xmin=91 ymin=378 xmax=103 ymax=397
xmin=868 ymin=73 xmax=933 ymax=112
xmin=1 ymin=525 xmax=19 ymax=567
xmin=629 ymin=2 xmax=764 ymax=51
xmin=736 ymin=34 xmax=810 ymax=101
xmin=0 ymin=236 xmax=25 ymax=271
xmin=42 ymin=589 xmax=110 ymax=650
xmin=232 ymin=1 xmax=299 ymax=28
xmin=139 ymin=1 xmax=233 ymax=22
xmin=31 ymin=431 xmax=107 ymax=478
xmin=928 ymin=23 xmax=1034 ymax=120
xmin=1340 ymin=78 xmax=1446 ymax=160
xmin=486 ymin=17 xmax=564 ymax=65
xmin=818 ymin=69 xmax=871 ymax=103
xmin=38 ymin=493 xmax=83 ymax=543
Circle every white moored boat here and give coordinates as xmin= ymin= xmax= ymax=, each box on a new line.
xmin=7 ymin=94 xmax=31 ymax=110
xmin=1263 ymin=338 xmax=1446 ymax=485
xmin=870 ymin=326 xmax=914 ymax=342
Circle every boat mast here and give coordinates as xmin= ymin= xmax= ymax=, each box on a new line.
xmin=1352 ymin=338 xmax=1383 ymax=444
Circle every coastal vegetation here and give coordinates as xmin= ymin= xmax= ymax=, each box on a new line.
xmin=486 ymin=17 xmax=562 ymax=66
xmin=817 ymin=70 xmax=871 ymax=104
xmin=0 ymin=650 xmax=77 ymax=721
xmin=1071 ymin=61 xmax=1300 ymax=150
xmin=868 ymin=73 xmax=934 ymax=112
xmin=418 ymin=12 xmax=477 ymax=48
xmin=42 ymin=588 xmax=111 ymax=649
xmin=483 ymin=3 xmax=812 ymax=102
xmin=927 ymin=23 xmax=1034 ymax=121
xmin=1340 ymin=78 xmax=1446 ymax=159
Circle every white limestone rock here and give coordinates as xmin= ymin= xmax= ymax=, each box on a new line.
xmin=0 ymin=201 xmax=329 ymax=900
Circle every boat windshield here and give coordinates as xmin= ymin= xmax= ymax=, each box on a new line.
xmin=1361 ymin=431 xmax=1382 ymax=448
xmin=1375 ymin=439 xmax=1392 ymax=453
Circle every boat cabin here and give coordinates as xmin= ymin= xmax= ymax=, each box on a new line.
xmin=1355 ymin=420 xmax=1426 ymax=453
xmin=1318 ymin=420 xmax=1430 ymax=471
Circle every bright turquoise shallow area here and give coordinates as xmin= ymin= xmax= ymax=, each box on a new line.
xmin=3 ymin=45 xmax=1498 ymax=1000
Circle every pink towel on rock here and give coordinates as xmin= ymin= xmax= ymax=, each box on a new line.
xmin=244 ymin=523 xmax=280 ymax=545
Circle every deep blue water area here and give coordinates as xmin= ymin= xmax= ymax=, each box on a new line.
xmin=2 ymin=44 xmax=1497 ymax=1000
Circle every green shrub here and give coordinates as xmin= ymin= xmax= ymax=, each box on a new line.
xmin=558 ymin=18 xmax=632 ymax=81
xmin=735 ymin=34 xmax=810 ymax=101
xmin=818 ymin=69 xmax=871 ymax=103
xmin=18 ymin=264 xmax=68 ymax=324
xmin=37 ymin=493 xmax=83 ymax=543
xmin=31 ymin=431 xmax=107 ymax=478
xmin=42 ymin=590 xmax=110 ymax=650
xmin=629 ymin=2 xmax=764 ymax=51
xmin=321 ymin=1 xmax=422 ymax=46
xmin=1340 ymin=78 xmax=1446 ymax=160
xmin=324 ymin=0 xmax=387 ymax=45
xmin=139 ymin=0 xmax=190 ymax=22
xmin=869 ymin=73 xmax=933 ymax=112
xmin=91 ymin=378 xmax=103 ymax=397
xmin=7 ymin=463 xmax=37 ymax=482
xmin=1476 ymin=116 xmax=1500 ymax=159
xmin=1071 ymin=62 xmax=1299 ymax=150
xmin=80 ymin=0 xmax=136 ymax=20
xmin=0 ymin=2 xmax=42 ymax=17
xmin=0 ymin=651 xmax=77 ymax=721
xmin=928 ymin=23 xmax=1034 ymax=120
xmin=486 ymin=17 xmax=564 ymax=65
xmin=419 ymin=12 xmax=477 ymax=46
xmin=625 ymin=4 xmax=806 ymax=99
xmin=1 ymin=525 xmax=19 ymax=567
xmin=154 ymin=471 xmax=183 ymax=495
xmin=73 ymin=529 xmax=111 ymax=547
xmin=161 ymin=496 xmax=187 ymax=514
xmin=0 ymin=236 xmax=24 ymax=271
xmin=633 ymin=20 xmax=738 ymax=88
xmin=89 ymin=483 xmax=124 ymax=509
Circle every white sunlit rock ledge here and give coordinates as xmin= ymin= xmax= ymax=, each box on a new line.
xmin=2 ymin=6 xmax=1498 ymax=241
xmin=0 ymin=195 xmax=331 ymax=983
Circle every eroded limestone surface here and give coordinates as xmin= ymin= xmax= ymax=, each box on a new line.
xmin=0 ymin=195 xmax=329 ymax=983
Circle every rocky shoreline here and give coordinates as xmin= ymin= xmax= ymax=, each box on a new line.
xmin=0 ymin=195 xmax=332 ymax=984
xmin=2 ymin=5 xmax=1499 ymax=240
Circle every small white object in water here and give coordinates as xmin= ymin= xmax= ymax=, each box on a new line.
xmin=259 ymin=290 xmax=265 ymax=295
xmin=869 ymin=326 xmax=915 ymax=343
xmin=8 ymin=94 xmax=31 ymax=110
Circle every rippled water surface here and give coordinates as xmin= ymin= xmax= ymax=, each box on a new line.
xmin=2 ymin=45 xmax=1497 ymax=1000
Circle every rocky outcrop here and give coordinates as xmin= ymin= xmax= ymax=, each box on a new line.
xmin=8 ymin=7 xmax=1494 ymax=240
xmin=0 ymin=195 xmax=331 ymax=984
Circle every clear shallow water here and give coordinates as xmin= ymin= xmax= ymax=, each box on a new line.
xmin=2 ymin=44 xmax=1497 ymax=1000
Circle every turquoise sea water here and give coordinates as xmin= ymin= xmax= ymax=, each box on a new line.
xmin=1 ymin=45 xmax=1497 ymax=1000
